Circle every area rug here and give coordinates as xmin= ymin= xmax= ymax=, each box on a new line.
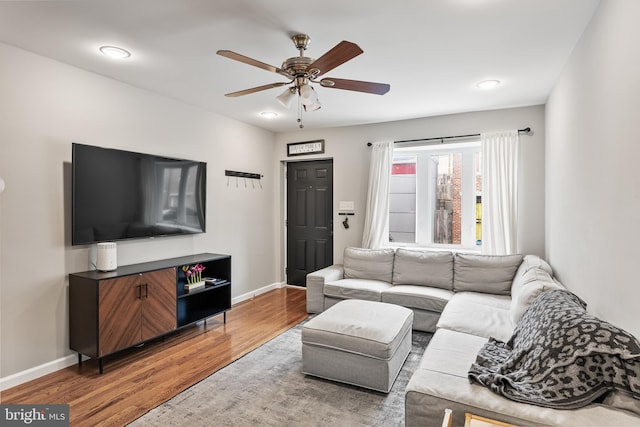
xmin=129 ymin=322 xmax=432 ymax=427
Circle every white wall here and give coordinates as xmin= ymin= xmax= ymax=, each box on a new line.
xmin=0 ymin=42 xmax=278 ymax=379
xmin=546 ymin=0 xmax=640 ymax=339
xmin=275 ymin=105 xmax=546 ymax=279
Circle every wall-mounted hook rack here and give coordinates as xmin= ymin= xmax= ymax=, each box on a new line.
xmin=225 ymin=170 xmax=263 ymax=189
xmin=225 ymin=170 xmax=262 ymax=180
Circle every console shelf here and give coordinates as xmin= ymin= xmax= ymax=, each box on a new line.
xmin=69 ymin=252 xmax=231 ymax=373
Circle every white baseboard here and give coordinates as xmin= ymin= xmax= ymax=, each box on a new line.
xmin=1 ymin=282 xmax=294 ymax=391
xmin=0 ymin=354 xmax=80 ymax=391
xmin=231 ymin=281 xmax=287 ymax=304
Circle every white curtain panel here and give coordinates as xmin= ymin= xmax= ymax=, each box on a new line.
xmin=362 ymin=141 xmax=393 ymax=249
xmin=481 ymin=130 xmax=519 ymax=255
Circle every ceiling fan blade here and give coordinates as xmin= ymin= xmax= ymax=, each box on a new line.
xmin=307 ymin=41 xmax=363 ymax=77
xmin=225 ymin=82 xmax=288 ymax=97
xmin=320 ymin=78 xmax=390 ymax=95
xmin=217 ymin=50 xmax=292 ymax=78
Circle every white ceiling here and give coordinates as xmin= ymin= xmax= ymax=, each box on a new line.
xmin=0 ymin=0 xmax=600 ymax=133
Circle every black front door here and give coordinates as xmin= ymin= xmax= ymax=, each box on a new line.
xmin=286 ymin=160 xmax=333 ymax=286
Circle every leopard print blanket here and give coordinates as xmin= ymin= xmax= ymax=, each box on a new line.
xmin=468 ymin=289 xmax=640 ymax=409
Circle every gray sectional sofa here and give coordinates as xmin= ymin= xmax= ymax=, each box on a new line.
xmin=306 ymin=247 xmax=640 ymax=426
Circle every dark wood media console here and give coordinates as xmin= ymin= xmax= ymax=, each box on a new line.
xmin=69 ymin=253 xmax=231 ymax=373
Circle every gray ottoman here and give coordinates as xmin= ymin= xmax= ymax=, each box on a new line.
xmin=301 ymin=299 xmax=413 ymax=393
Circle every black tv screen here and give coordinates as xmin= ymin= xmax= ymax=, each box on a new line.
xmin=72 ymin=143 xmax=206 ymax=245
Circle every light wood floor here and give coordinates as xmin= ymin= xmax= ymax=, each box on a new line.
xmin=0 ymin=287 xmax=308 ymax=426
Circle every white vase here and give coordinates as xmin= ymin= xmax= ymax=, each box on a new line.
xmin=184 ymin=280 xmax=205 ymax=291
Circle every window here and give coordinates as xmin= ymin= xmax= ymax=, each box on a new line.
xmin=389 ymin=141 xmax=482 ymax=249
xmin=389 ymin=156 xmax=417 ymax=243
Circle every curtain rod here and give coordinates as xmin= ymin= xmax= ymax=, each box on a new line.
xmin=366 ymin=127 xmax=531 ymax=147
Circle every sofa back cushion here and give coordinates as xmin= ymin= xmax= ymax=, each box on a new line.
xmin=521 ymin=254 xmax=552 ymax=275
xmin=392 ymin=249 xmax=454 ymax=290
xmin=343 ymin=247 xmax=395 ymax=283
xmin=510 ymin=267 xmax=564 ymax=325
xmin=510 ymin=255 xmax=554 ymax=299
xmin=453 ymin=253 xmax=523 ymax=295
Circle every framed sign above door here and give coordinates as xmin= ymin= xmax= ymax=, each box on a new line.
xmin=287 ymin=139 xmax=325 ymax=157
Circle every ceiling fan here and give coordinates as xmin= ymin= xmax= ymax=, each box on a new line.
xmin=217 ymin=34 xmax=390 ymax=127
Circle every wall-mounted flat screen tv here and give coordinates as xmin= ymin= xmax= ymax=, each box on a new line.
xmin=72 ymin=143 xmax=206 ymax=245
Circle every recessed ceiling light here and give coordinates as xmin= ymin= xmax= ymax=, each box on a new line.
xmin=476 ymin=79 xmax=501 ymax=89
xmin=260 ymin=111 xmax=278 ymax=119
xmin=99 ymin=46 xmax=131 ymax=59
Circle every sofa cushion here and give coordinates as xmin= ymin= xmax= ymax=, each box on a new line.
xmin=437 ymin=292 xmax=513 ymax=342
xmin=392 ymin=249 xmax=454 ymax=290
xmin=453 ymin=253 xmax=523 ymax=295
xmin=510 ymin=254 xmax=554 ymax=298
xmin=381 ymin=285 xmax=453 ymax=312
xmin=603 ymin=390 xmax=640 ymax=417
xmin=343 ymin=247 xmax=395 ymax=283
xmin=520 ymin=254 xmax=553 ymax=275
xmin=324 ymin=278 xmax=392 ymax=302
xmin=509 ymin=267 xmax=563 ymax=325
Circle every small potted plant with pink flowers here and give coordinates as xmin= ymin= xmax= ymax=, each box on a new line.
xmin=182 ymin=264 xmax=206 ymax=291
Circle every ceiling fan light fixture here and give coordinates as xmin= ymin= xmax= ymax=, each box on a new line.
xmin=260 ymin=111 xmax=278 ymax=119
xmin=217 ymin=34 xmax=390 ymax=126
xmin=298 ymin=84 xmax=316 ymax=102
xmin=276 ymin=87 xmax=296 ymax=108
xmin=299 ymin=84 xmax=321 ymax=111
xmin=298 ymin=84 xmax=321 ymax=112
xmin=303 ymin=100 xmax=321 ymax=112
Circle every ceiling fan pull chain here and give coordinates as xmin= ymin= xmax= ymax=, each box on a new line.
xmin=297 ymin=93 xmax=304 ymax=128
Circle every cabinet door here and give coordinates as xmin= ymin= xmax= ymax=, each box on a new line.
xmin=141 ymin=268 xmax=177 ymax=340
xmin=99 ymin=275 xmax=143 ymax=356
